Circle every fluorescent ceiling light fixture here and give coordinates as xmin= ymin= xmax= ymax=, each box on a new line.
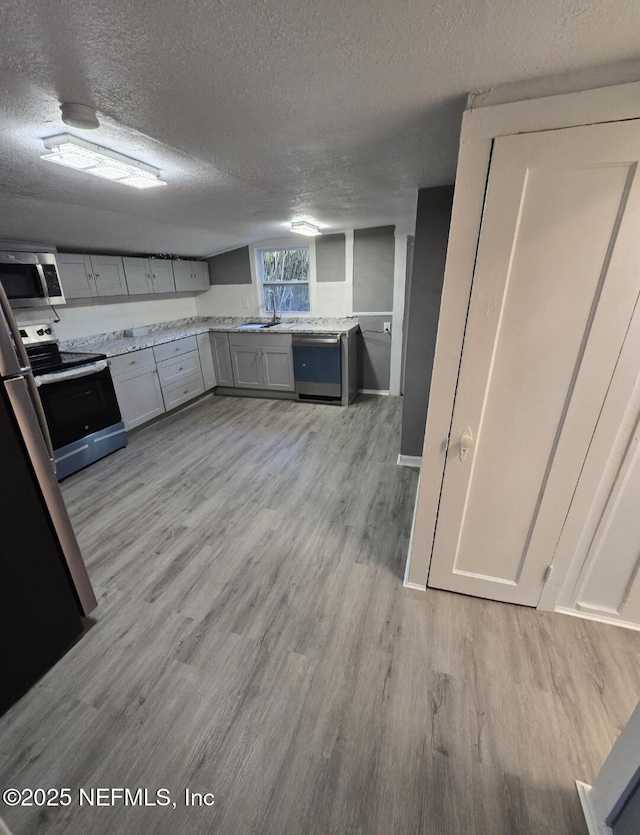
xmin=290 ymin=221 xmax=322 ymax=237
xmin=41 ymin=134 xmax=167 ymax=189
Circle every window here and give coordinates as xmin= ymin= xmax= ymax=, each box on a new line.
xmin=257 ymin=247 xmax=310 ymax=314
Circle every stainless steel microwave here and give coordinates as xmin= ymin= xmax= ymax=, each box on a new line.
xmin=0 ymin=252 xmax=65 ymax=308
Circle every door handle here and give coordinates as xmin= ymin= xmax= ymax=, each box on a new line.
xmin=458 ymin=427 xmax=475 ymax=461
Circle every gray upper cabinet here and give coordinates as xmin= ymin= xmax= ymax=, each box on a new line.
xmin=59 ymin=252 xmax=200 ymax=300
xmin=89 ymin=255 xmax=128 ymax=296
xmin=58 ymin=253 xmax=126 ymax=298
xmin=173 ymin=260 xmax=210 ymax=292
xmin=211 ymin=332 xmax=234 ymax=387
xmin=122 ymin=257 xmax=152 ymax=295
xmin=56 ymin=253 xmax=98 ymax=299
xmin=149 ymin=258 xmax=176 ymax=293
xmin=123 ymin=257 xmax=175 ymax=295
xmin=193 ymin=261 xmax=210 ymax=290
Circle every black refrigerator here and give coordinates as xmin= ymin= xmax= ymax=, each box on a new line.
xmin=0 ymin=285 xmax=97 ymax=714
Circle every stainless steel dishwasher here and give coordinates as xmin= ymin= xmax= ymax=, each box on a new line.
xmin=292 ymin=334 xmax=342 ymax=401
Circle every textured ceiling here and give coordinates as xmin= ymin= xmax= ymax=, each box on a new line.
xmin=0 ymin=0 xmax=639 ymax=256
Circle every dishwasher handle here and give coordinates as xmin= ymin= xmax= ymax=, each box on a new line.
xmin=292 ymin=335 xmax=341 ymax=347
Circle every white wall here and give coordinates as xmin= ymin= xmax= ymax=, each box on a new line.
xmin=195 ymin=284 xmax=258 ymax=318
xmin=25 ymin=295 xmax=199 ymax=341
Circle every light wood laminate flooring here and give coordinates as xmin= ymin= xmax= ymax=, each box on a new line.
xmin=1 ymin=394 xmax=640 ymax=834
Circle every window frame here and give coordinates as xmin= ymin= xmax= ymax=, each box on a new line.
xmin=252 ymin=240 xmax=316 ymax=317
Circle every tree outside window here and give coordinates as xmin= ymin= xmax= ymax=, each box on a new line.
xmin=258 ymin=247 xmax=310 ymax=314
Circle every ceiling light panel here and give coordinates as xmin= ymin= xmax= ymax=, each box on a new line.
xmin=290 ymin=221 xmax=322 ymax=236
xmin=41 ymin=134 xmax=167 ymax=189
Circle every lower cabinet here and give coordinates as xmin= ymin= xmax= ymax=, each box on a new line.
xmin=153 ymin=338 xmax=205 ymax=411
xmin=197 ymin=333 xmax=216 ymax=390
xmin=261 ymin=345 xmax=295 ymax=391
xmin=112 ymin=367 xmax=165 ymax=430
xmin=111 ymin=336 xmax=209 ymax=431
xmin=211 ymin=332 xmax=234 ymax=386
xmin=230 ymin=345 xmax=263 ymax=389
xmin=228 ymin=332 xmax=295 ymax=391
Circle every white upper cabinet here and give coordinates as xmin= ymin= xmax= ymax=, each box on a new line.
xmin=59 ymin=253 xmax=203 ymax=300
xmin=56 ymin=253 xmax=98 ymax=299
xmin=173 ymin=260 xmax=210 ymax=292
xmin=57 ymin=253 xmax=126 ymax=298
xmin=149 ymin=259 xmax=176 ymax=293
xmin=123 ymin=257 xmax=176 ymax=295
xmin=89 ymin=255 xmax=128 ymax=296
xmin=122 ymin=257 xmax=153 ymax=295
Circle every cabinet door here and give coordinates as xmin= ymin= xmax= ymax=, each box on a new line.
xmin=122 ymin=257 xmax=152 ymax=295
xmin=230 ymin=345 xmax=263 ymax=388
xmin=149 ymin=259 xmax=176 ymax=293
xmin=261 ymin=346 xmax=294 ymax=391
xmin=197 ymin=332 xmax=216 ymax=389
xmin=173 ymin=260 xmax=194 ymax=292
xmin=211 ymin=333 xmax=234 ymax=386
xmin=113 ymin=369 xmax=165 ymax=429
xmin=56 ymin=253 xmax=97 ymax=299
xmin=192 ymin=261 xmax=210 ymax=290
xmin=90 ymin=255 xmax=127 ymax=296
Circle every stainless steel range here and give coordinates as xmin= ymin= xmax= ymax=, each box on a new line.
xmin=21 ymin=324 xmax=127 ymax=480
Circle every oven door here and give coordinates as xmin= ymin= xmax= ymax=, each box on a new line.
xmin=35 ymin=363 xmax=123 ymax=450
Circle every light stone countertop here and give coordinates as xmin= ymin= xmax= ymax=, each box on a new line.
xmin=59 ymin=317 xmax=360 ymax=357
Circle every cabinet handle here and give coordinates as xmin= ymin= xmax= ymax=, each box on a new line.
xmin=153 ymin=274 xmax=157 ymax=279
xmin=95 ymin=273 xmax=100 ymax=279
xmin=130 ymin=360 xmax=136 ymax=365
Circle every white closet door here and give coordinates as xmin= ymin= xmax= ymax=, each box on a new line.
xmin=429 ymin=119 xmax=640 ymax=606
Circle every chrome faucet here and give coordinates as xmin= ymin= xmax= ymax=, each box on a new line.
xmin=266 ymin=289 xmax=279 ymax=325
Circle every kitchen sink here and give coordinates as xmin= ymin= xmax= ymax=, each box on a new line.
xmin=235 ymin=321 xmax=288 ymax=330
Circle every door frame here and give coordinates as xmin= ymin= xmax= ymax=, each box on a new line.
xmin=405 ymin=80 xmax=640 ymax=598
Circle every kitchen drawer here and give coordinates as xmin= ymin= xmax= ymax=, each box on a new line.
xmin=109 ymin=347 xmax=156 ymax=377
xmin=228 ymin=332 xmax=292 ymax=348
xmin=156 ymin=350 xmax=201 ymax=387
xmin=162 ymin=373 xmax=205 ymax=411
xmin=153 ymin=335 xmax=198 ymax=363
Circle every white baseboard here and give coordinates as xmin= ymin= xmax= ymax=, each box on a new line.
xmin=576 ymin=781 xmax=611 ymax=835
xmin=397 ymin=454 xmax=422 ymax=469
xmin=403 ymin=580 xmax=426 ymax=591
xmin=359 ymin=389 xmax=390 ymax=396
xmin=555 ymin=606 xmax=640 ymax=633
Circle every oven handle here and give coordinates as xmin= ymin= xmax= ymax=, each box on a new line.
xmin=35 ymin=360 xmax=109 ymax=386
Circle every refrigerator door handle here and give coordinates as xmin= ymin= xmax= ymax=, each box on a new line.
xmin=0 ymin=284 xmax=55 ymax=469
xmin=25 ymin=369 xmax=55 ymax=468
xmin=0 ymin=283 xmax=31 ymax=372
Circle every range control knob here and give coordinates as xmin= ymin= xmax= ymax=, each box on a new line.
xmin=36 ymin=328 xmax=44 ymax=336
xmin=45 ymin=328 xmax=52 ymax=335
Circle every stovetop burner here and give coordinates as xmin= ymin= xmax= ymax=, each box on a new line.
xmin=27 ymin=344 xmax=107 ymax=374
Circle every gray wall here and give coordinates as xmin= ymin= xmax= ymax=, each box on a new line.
xmin=207 ymin=246 xmax=252 ymax=285
xmin=358 ymin=316 xmax=392 ymax=391
xmin=353 ymin=226 xmax=394 ymax=312
xmin=353 ymin=226 xmax=395 ymax=390
xmin=400 ymin=185 xmax=454 ymax=457
xmin=316 ymin=234 xmax=345 ymax=282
